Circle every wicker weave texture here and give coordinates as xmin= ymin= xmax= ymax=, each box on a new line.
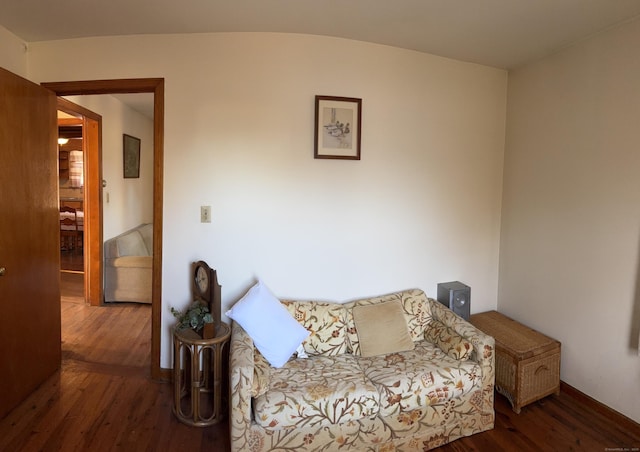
xmin=495 ymin=352 xmax=516 ymax=393
xmin=470 ymin=311 xmax=561 ymax=413
xmin=470 ymin=310 xmax=555 ymax=355
xmin=519 ymin=351 xmax=561 ymax=404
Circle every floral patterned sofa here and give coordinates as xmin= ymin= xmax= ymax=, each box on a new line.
xmin=229 ymin=289 xmax=495 ymax=451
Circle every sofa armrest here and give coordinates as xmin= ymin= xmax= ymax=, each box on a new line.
xmin=428 ymin=298 xmax=494 ymax=364
xmin=428 ymin=298 xmax=495 ymax=418
xmin=229 ymin=321 xmax=256 ymax=451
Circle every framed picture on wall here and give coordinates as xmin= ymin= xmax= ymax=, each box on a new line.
xmin=314 ymin=95 xmax=362 ymax=160
xmin=123 ymin=134 xmax=141 ymax=178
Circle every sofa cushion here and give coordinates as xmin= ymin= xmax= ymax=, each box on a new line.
xmin=137 ymin=223 xmax=153 ymax=254
xmin=352 ymin=300 xmax=414 ymax=357
xmin=345 ymin=289 xmax=432 ymax=355
xmin=253 ymin=354 xmax=380 ymax=430
xmin=116 ymin=230 xmax=148 ymax=257
xmin=358 ymin=341 xmax=481 ymax=417
xmin=225 ymin=280 xmax=310 ymax=368
xmin=106 ymin=256 xmax=153 ymax=269
xmin=424 ymin=320 xmax=473 ymax=361
xmin=280 ymin=300 xmax=349 ymax=356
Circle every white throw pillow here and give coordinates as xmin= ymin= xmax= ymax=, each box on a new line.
xmin=295 ymin=344 xmax=308 ymax=359
xmin=226 ymin=280 xmax=310 ymax=368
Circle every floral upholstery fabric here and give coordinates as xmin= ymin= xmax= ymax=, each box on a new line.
xmin=252 ymin=351 xmax=271 ymax=398
xmin=424 ymin=319 xmax=474 ymax=361
xmin=358 ymin=341 xmax=481 ymax=417
xmin=230 ymin=291 xmax=496 ymax=452
xmin=345 ymin=289 xmax=432 ymax=355
xmin=280 ymin=300 xmax=349 ymax=356
xmin=253 ymin=354 xmax=379 ymax=430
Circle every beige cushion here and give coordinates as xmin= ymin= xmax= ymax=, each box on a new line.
xmin=137 ymin=223 xmax=153 ymax=254
xmin=107 ymin=256 xmax=152 ymax=269
xmin=344 ymin=289 xmax=431 ymax=355
xmin=352 ymin=300 xmax=414 ymax=357
xmin=103 ymin=224 xmax=153 ymax=304
xmin=116 ymin=230 xmax=148 ymax=257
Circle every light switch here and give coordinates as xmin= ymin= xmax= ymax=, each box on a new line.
xmin=201 ymin=206 xmax=211 ymax=223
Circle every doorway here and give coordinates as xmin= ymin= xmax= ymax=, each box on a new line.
xmin=56 ymin=98 xmax=101 ymax=306
xmin=58 ymin=113 xmax=85 ymax=273
xmin=43 ymin=78 xmax=165 ymax=380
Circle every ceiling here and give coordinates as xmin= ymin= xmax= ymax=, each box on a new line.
xmin=111 ymin=93 xmax=154 ymax=120
xmin=2 ymin=1 xmax=640 ymax=70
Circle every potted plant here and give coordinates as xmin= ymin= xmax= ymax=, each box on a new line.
xmin=171 ymin=300 xmax=214 ymax=337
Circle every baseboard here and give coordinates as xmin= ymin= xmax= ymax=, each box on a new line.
xmin=560 ymin=381 xmax=640 ymax=432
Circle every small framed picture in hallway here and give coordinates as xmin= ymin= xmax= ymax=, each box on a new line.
xmin=123 ymin=134 xmax=141 ymax=178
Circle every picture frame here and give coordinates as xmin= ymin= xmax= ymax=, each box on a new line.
xmin=314 ymin=95 xmax=362 ymax=160
xmin=123 ymin=134 xmax=141 ymax=178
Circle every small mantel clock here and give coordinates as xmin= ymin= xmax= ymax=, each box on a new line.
xmin=193 ymin=260 xmax=222 ymax=336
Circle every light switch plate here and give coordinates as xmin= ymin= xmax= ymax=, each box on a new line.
xmin=201 ymin=206 xmax=211 ymax=223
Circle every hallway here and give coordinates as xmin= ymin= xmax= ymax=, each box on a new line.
xmin=60 ymin=248 xmax=83 ymax=273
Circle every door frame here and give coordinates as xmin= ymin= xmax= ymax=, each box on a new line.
xmin=43 ymin=78 xmax=165 ymax=380
xmin=57 ymin=97 xmax=101 ymax=304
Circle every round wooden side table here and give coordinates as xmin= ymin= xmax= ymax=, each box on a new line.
xmin=172 ymin=322 xmax=231 ymax=427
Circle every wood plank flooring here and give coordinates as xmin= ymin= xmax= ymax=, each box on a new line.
xmin=1 ymin=273 xmax=638 ymax=451
xmin=0 ymin=272 xmax=229 ymax=452
xmin=440 ymin=388 xmax=640 ymax=451
xmin=61 ymin=248 xmax=83 ymax=272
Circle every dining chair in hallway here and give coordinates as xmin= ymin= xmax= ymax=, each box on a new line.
xmin=60 ymin=206 xmax=80 ymax=252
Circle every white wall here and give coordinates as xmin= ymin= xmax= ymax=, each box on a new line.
xmin=501 ymin=19 xmax=640 ymax=422
xmin=0 ymin=26 xmax=27 ymax=78
xmin=64 ymin=94 xmax=154 ymax=240
xmin=25 ymin=32 xmax=507 ymax=369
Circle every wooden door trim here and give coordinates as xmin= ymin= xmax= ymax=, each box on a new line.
xmin=57 ymin=97 xmax=102 ymax=308
xmin=43 ymin=78 xmax=165 ymax=380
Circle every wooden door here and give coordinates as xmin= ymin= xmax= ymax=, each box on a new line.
xmin=0 ymin=67 xmax=61 ymax=419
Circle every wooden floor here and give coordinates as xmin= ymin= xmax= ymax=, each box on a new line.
xmin=441 ymin=389 xmax=640 ymax=451
xmin=1 ymin=274 xmax=638 ymax=451
xmin=0 ymin=272 xmax=230 ymax=452
xmin=60 ymin=248 xmax=83 ymax=272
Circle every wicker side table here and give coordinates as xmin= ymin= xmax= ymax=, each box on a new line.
xmin=470 ymin=311 xmax=561 ymax=413
xmin=173 ymin=322 xmax=231 ymax=426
